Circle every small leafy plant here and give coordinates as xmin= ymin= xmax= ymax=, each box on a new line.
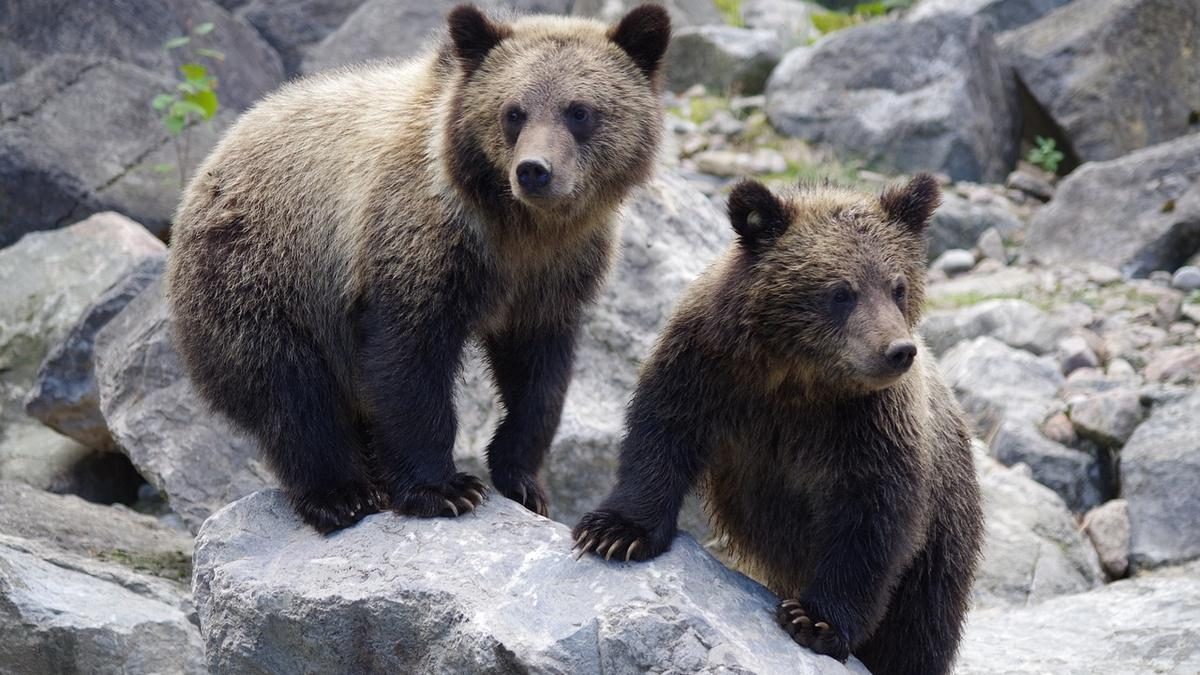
xmin=811 ymin=0 xmax=914 ymax=35
xmin=1027 ymin=136 xmax=1064 ymax=173
xmin=714 ymin=0 xmax=745 ymax=27
xmin=152 ymin=21 xmax=224 ymax=185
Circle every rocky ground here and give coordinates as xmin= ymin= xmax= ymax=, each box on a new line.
xmin=2 ymin=0 xmax=1199 ymax=673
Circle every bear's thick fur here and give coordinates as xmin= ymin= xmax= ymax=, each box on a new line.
xmin=575 ymin=176 xmax=983 ymax=675
xmin=167 ymin=5 xmax=670 ymax=532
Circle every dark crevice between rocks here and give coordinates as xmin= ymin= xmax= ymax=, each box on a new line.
xmin=1013 ymin=74 xmax=1081 ymax=177
xmin=0 ymin=60 xmax=104 ymax=126
xmin=47 ymin=450 xmax=147 ymax=506
xmin=1129 ymin=216 xmax=1200 ymax=278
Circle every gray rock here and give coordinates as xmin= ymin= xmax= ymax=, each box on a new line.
xmin=193 ymin=490 xmax=868 ymax=674
xmin=931 ymin=249 xmax=976 ymax=276
xmin=0 ymin=213 xmax=165 ymax=492
xmin=1172 ymin=265 xmax=1200 ymax=292
xmin=25 ymin=257 xmax=166 ymax=451
xmin=940 ymin=337 xmax=1101 ymax=510
xmin=1143 ymin=346 xmax=1200 ymax=384
xmin=0 ymin=536 xmax=204 ymax=675
xmin=571 ymin=0 xmax=724 ymax=28
xmin=1001 ymin=0 xmax=1200 ymax=164
xmin=765 ymin=14 xmax=1019 ymax=183
xmin=1123 ymin=391 xmax=1200 ymax=569
xmin=907 ymin=0 xmax=1071 ymax=32
xmin=93 ymin=277 xmax=273 ymax=533
xmin=0 ymin=0 xmax=283 ymax=111
xmin=976 ymin=227 xmax=1007 ymax=264
xmin=929 ymin=189 xmax=1023 ymax=262
xmin=303 ymin=0 xmax=571 ymax=74
xmin=0 ymin=480 xmax=193 ymax=585
xmin=235 ymin=0 xmax=368 ymax=75
xmin=1004 ymin=167 xmax=1055 ymax=201
xmin=741 ymin=0 xmax=821 ymax=49
xmin=693 ymin=148 xmax=787 ymax=176
xmin=972 ymin=446 xmax=1102 ymax=607
xmin=1056 ymin=334 xmax=1100 ymax=375
xmin=920 ymin=299 xmax=1072 ymax=356
xmin=1023 ymin=133 xmax=1200 ymax=277
xmin=1068 ymin=389 xmax=1146 ymax=448
xmin=0 ymin=57 xmax=234 ymax=243
xmin=1082 ymin=499 xmax=1131 ymax=579
xmin=957 ymin=563 xmax=1200 ymax=674
xmin=667 ymin=26 xmax=782 ymax=96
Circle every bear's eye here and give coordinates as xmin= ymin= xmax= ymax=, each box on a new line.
xmin=893 ymin=280 xmax=907 ymax=305
xmin=565 ymin=103 xmax=597 ymax=141
xmin=830 ymin=284 xmax=857 ymax=312
xmin=502 ymin=106 xmax=526 ymax=143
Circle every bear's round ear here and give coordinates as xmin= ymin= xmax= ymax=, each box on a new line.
xmin=728 ymin=179 xmax=790 ymax=252
xmin=448 ymin=5 xmax=511 ymax=74
xmin=880 ymin=173 xmax=941 ymax=235
xmin=608 ymin=5 xmax=671 ymax=80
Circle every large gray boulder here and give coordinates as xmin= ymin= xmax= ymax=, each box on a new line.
xmin=0 ymin=0 xmax=283 ymax=111
xmin=571 ymin=0 xmax=724 ymax=28
xmin=193 ymin=490 xmax=867 ymax=674
xmin=741 ymin=0 xmax=821 ymax=50
xmin=0 ymin=57 xmax=232 ymax=243
xmin=235 ymin=0 xmax=369 ymax=75
xmin=765 ymin=14 xmax=1019 ymax=182
xmin=0 ymin=481 xmax=202 ymax=675
xmin=972 ymin=447 xmax=1102 ymax=607
xmin=1002 ymin=0 xmax=1200 ymax=164
xmin=1022 ymin=133 xmax=1200 ymax=277
xmin=25 ymin=257 xmax=167 ymax=451
xmin=0 ymin=213 xmax=165 ymax=492
xmin=940 ymin=337 xmax=1101 ymax=511
xmin=666 ymin=26 xmax=782 ymax=96
xmin=907 ymin=0 xmax=1071 ymax=32
xmin=93 ymin=276 xmax=272 ymax=534
xmin=303 ymin=0 xmax=571 ymax=74
xmin=927 ymin=191 xmax=1022 ymax=263
xmin=957 ymin=563 xmax=1200 ymax=674
xmin=1122 ymin=390 xmax=1200 ymax=570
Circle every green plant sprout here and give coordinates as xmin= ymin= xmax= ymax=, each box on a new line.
xmin=1027 ymin=136 xmax=1064 ymax=173
xmin=152 ymin=21 xmax=223 ymax=186
xmin=714 ymin=0 xmax=745 ymax=27
xmin=811 ymin=0 xmax=915 ymax=35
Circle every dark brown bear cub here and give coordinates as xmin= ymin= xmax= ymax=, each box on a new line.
xmin=573 ymin=176 xmax=984 ymax=675
xmin=167 ymin=5 xmax=670 ymax=533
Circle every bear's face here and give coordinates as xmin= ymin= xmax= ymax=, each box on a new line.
xmin=727 ymin=176 xmax=941 ymax=392
xmin=446 ymin=6 xmax=669 ymax=217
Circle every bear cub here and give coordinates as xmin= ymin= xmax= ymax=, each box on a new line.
xmin=167 ymin=5 xmax=671 ymax=533
xmin=574 ymin=176 xmax=984 ymax=675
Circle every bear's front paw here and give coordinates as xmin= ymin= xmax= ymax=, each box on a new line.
xmin=491 ymin=470 xmax=549 ymax=517
xmin=293 ymin=483 xmax=385 ymax=534
xmin=776 ymin=600 xmax=850 ymax=662
xmin=391 ymin=472 xmax=488 ymax=518
xmin=572 ymin=510 xmax=663 ymax=562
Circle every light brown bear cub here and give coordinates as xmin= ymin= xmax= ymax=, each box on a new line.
xmin=575 ymin=176 xmax=984 ymax=675
xmin=167 ymin=5 xmax=670 ymax=532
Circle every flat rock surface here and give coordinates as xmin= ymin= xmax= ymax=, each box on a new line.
xmin=194 ymin=490 xmax=868 ymax=674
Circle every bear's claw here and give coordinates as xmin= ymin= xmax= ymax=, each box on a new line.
xmin=775 ymin=600 xmax=849 ymax=662
xmin=571 ymin=510 xmax=651 ymax=562
xmin=391 ymin=472 xmax=488 ymax=518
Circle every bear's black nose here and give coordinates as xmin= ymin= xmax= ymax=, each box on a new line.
xmin=516 ymin=159 xmax=552 ymax=190
xmin=885 ymin=340 xmax=917 ymax=371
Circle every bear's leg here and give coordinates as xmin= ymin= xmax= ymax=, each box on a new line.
xmin=482 ymin=326 xmax=578 ymax=517
xmin=853 ymin=531 xmax=974 ymax=675
xmin=248 ymin=346 xmax=382 ymax=534
xmin=357 ymin=300 xmax=486 ymax=518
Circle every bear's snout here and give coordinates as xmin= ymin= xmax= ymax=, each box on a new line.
xmin=884 ymin=339 xmax=917 ymax=372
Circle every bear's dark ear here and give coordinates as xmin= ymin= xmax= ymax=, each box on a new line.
xmin=880 ymin=173 xmax=941 ymax=235
xmin=448 ymin=5 xmax=511 ymax=74
xmin=608 ymin=5 xmax=671 ymax=79
xmin=728 ymin=179 xmax=790 ymax=252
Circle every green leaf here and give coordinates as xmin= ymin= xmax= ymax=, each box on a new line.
xmin=186 ymin=89 xmax=219 ymax=119
xmin=164 ymin=115 xmax=186 ymax=135
xmin=180 ymin=63 xmax=207 ymax=81
xmin=152 ymin=93 xmax=176 ymax=110
xmin=163 ymin=35 xmax=191 ymax=50
xmin=193 ymin=22 xmax=215 ymax=35
xmin=195 ymin=47 xmax=225 ymax=61
xmin=171 ymin=100 xmax=208 ymax=119
xmin=177 ymin=81 xmax=199 ymax=94
xmin=853 ymin=2 xmax=887 ymax=16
